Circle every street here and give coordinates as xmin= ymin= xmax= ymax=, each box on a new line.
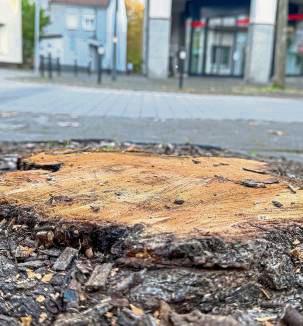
xmin=0 ymin=70 xmax=303 ymax=160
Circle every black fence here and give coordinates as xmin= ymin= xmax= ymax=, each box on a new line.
xmin=39 ymin=54 xmax=122 ymax=85
xmin=39 ymin=51 xmax=187 ymax=88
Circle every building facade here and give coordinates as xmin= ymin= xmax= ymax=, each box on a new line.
xmin=40 ymin=0 xmax=127 ymax=72
xmin=144 ymin=0 xmax=303 ymax=83
xmin=0 ymin=0 xmax=22 ymax=65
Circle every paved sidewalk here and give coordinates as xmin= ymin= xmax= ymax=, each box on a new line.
xmin=1 ymin=69 xmax=303 ymax=161
xmin=14 ymin=68 xmax=303 ymax=97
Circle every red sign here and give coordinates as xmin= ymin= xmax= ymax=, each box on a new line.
xmin=289 ymin=14 xmax=303 ymax=21
xmin=191 ymin=21 xmax=207 ymax=28
xmin=190 ymin=13 xmax=303 ymax=29
xmin=236 ymin=18 xmax=250 ymax=27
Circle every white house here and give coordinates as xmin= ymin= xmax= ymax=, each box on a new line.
xmin=0 ymin=0 xmax=23 ymax=64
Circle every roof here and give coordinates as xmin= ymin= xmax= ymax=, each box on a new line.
xmin=50 ymin=0 xmax=109 ymax=7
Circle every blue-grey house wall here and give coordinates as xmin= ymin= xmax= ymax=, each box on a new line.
xmin=41 ymin=0 xmax=127 ymax=72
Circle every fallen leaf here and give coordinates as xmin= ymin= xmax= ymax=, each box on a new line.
xmin=256 ymin=316 xmax=275 ymax=322
xmin=130 ymin=304 xmax=144 ymax=316
xmin=41 ymin=273 xmax=53 ymax=283
xmin=39 ymin=313 xmax=48 ymax=323
xmin=21 ymin=316 xmax=32 ymax=326
xmin=26 ymin=269 xmax=42 ymax=280
xmin=36 ymin=295 xmax=45 ymax=303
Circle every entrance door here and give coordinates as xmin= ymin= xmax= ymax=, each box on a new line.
xmin=189 ymin=16 xmax=248 ymax=77
xmin=205 ymin=29 xmax=234 ymax=75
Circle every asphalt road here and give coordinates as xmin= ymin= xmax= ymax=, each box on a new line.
xmin=0 ymin=70 xmax=303 ymax=161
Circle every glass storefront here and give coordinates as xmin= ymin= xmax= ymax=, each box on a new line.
xmin=186 ymin=5 xmax=303 ymax=78
xmin=287 ymin=21 xmax=303 ymax=76
xmin=188 ymin=16 xmax=249 ymax=77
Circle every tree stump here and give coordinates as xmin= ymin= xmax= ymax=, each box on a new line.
xmin=0 ymin=151 xmax=302 ymax=240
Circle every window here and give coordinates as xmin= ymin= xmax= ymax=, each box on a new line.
xmin=211 ymin=46 xmax=231 ymax=66
xmin=82 ymin=14 xmax=96 ymax=32
xmin=66 ymin=12 xmax=79 ymax=30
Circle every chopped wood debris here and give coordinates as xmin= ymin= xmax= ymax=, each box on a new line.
xmin=53 ymin=247 xmax=78 ymax=271
xmin=85 ymin=263 xmax=113 ymax=291
xmin=272 ymin=200 xmax=284 ymax=208
xmin=1 ymin=142 xmax=303 ymax=325
xmin=281 ymin=305 xmax=303 ymax=326
xmin=240 ymin=179 xmax=266 ymax=188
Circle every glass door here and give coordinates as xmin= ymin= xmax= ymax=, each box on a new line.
xmin=189 ymin=21 xmax=206 ymax=75
xmin=188 ymin=15 xmax=248 ymax=77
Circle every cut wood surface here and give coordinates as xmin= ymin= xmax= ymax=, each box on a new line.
xmin=0 ymin=151 xmax=302 ymax=238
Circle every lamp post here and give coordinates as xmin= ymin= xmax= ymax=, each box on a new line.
xmin=112 ymin=0 xmax=118 ymax=81
xmin=34 ymin=0 xmax=41 ymax=74
xmin=178 ymin=49 xmax=187 ymax=90
xmin=98 ymin=45 xmax=105 ymax=84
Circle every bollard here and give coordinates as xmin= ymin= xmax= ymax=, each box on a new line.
xmin=87 ymin=60 xmax=92 ymax=76
xmin=178 ymin=49 xmax=186 ymax=90
xmin=48 ymin=53 xmax=53 ymax=79
xmin=74 ymin=59 xmax=78 ymax=76
xmin=97 ymin=54 xmax=103 ymax=84
xmin=40 ymin=55 xmax=45 ymax=77
xmin=56 ymin=57 xmax=61 ymax=76
xmin=97 ymin=46 xmax=105 ymax=85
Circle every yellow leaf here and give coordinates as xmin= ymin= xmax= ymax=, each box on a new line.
xmin=20 ymin=316 xmax=32 ymax=326
xmin=130 ymin=304 xmax=144 ymax=316
xmin=36 ymin=295 xmax=45 ymax=303
xmin=39 ymin=313 xmax=48 ymax=323
xmin=41 ymin=273 xmax=53 ymax=283
xmin=26 ymin=269 xmax=42 ymax=280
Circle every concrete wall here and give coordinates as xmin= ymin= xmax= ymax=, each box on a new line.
xmin=245 ymin=0 xmax=278 ymax=84
xmin=0 ymin=0 xmax=22 ymax=64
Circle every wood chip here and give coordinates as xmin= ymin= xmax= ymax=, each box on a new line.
xmin=243 ymin=167 xmax=267 ymax=175
xmin=85 ymin=247 xmax=94 ymax=259
xmin=272 ymin=200 xmax=283 ymax=208
xmin=85 ymin=263 xmax=113 ymax=291
xmin=241 ymin=180 xmax=266 ymax=188
xmin=36 ymin=231 xmax=54 ymax=247
xmin=18 ymin=260 xmax=45 ymax=269
xmin=288 ymin=184 xmax=297 ymax=194
xmin=53 ymin=247 xmax=78 ymax=271
xmin=281 ymin=305 xmax=303 ymax=326
xmin=15 ymin=246 xmax=35 ymax=259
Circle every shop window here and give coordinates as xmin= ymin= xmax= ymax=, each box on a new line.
xmin=211 ymin=46 xmax=231 ymax=66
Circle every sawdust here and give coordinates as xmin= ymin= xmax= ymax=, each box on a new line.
xmin=0 ymin=151 xmax=302 ymax=238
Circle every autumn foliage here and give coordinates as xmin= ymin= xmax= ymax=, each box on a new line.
xmin=125 ymin=0 xmax=144 ymax=72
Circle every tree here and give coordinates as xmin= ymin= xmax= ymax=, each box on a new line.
xmin=22 ymin=0 xmax=49 ymax=65
xmin=273 ymin=0 xmax=289 ymax=88
xmin=125 ymin=0 xmax=144 ymax=72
